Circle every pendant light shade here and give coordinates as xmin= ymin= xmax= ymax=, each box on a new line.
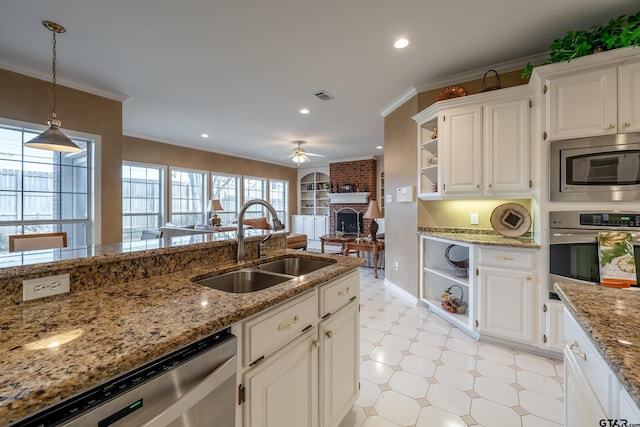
xmin=25 ymin=21 xmax=82 ymax=153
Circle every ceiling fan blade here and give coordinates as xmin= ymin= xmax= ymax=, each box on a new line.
xmin=306 ymin=152 xmax=326 ymax=157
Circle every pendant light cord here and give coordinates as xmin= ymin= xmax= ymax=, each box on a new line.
xmin=51 ymin=29 xmax=58 ymax=118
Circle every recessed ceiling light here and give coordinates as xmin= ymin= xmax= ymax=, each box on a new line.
xmin=376 ymin=146 xmax=383 ymax=150
xmin=394 ymin=38 xmax=410 ymax=49
xmin=201 ymin=133 xmax=209 ymax=138
xmin=299 ymin=108 xmax=310 ymax=114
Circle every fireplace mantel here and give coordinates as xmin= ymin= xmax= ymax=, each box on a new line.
xmin=328 ymin=192 xmax=369 ymax=204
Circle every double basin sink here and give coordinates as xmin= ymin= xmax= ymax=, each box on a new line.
xmin=193 ymin=256 xmax=334 ymax=293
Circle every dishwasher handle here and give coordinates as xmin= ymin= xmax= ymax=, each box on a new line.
xmin=140 ymin=354 xmax=237 ymax=427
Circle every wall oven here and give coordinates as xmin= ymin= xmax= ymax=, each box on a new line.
xmin=550 ymin=132 xmax=640 ymax=201
xmin=549 ymin=211 xmax=640 ymax=290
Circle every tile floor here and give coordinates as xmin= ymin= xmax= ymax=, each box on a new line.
xmin=338 ymin=267 xmax=565 ymax=427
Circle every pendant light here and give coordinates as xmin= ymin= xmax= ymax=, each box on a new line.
xmin=24 ymin=21 xmax=82 ymax=153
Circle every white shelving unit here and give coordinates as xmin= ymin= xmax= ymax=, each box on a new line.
xmin=419 ymin=235 xmax=476 ymax=335
xmin=416 ymin=112 xmax=441 ymax=198
xmin=299 ymin=168 xmax=331 ymax=216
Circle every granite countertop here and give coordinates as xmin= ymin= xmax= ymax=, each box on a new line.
xmin=0 ymin=249 xmax=362 ymax=426
xmin=554 ymin=282 xmax=640 ymax=408
xmin=417 ymin=228 xmax=540 ymax=249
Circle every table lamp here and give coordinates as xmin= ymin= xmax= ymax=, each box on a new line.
xmin=207 ymin=199 xmax=224 ymax=226
xmin=363 ymin=200 xmax=383 ymax=243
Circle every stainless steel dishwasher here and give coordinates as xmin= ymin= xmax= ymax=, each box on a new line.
xmin=12 ymin=329 xmax=237 ymax=427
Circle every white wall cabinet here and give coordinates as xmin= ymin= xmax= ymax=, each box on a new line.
xmin=413 ymin=85 xmax=532 ymax=200
xmin=441 ymin=105 xmax=483 ymax=196
xmin=476 ymin=247 xmax=537 ymax=345
xmin=234 ymin=270 xmax=360 ymax=427
xmin=543 ymin=58 xmax=640 ymax=140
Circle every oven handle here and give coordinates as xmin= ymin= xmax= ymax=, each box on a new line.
xmin=140 ymin=354 xmax=236 ymax=427
xmin=551 ymin=230 xmax=640 ymax=244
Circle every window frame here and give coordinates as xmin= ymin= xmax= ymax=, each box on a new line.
xmin=0 ymin=117 xmax=98 ymax=250
xmin=210 ymin=172 xmax=241 ymax=226
xmin=122 ymin=161 xmax=166 ymax=242
xmin=168 ymin=166 xmax=208 ymax=226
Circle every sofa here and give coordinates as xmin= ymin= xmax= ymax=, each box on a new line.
xmin=159 ymin=217 xmax=307 ymax=250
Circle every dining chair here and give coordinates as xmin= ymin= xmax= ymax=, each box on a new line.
xmin=9 ymin=232 xmax=68 ymax=252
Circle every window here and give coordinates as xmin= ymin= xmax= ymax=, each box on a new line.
xmin=122 ymin=163 xmax=164 ymax=242
xmin=243 ymin=177 xmax=267 ymax=219
xmin=0 ymin=122 xmax=91 ymax=252
xmin=211 ymin=173 xmax=240 ymax=226
xmin=269 ymin=179 xmax=288 ymax=228
xmin=170 ymin=168 xmax=206 ymax=226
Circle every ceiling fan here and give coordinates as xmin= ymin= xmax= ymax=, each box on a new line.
xmin=288 ymin=141 xmax=325 ymax=165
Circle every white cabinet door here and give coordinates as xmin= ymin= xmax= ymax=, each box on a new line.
xmin=303 ymin=216 xmax=317 ymax=240
xmin=544 ymin=300 xmax=565 ymax=352
xmin=564 ymin=345 xmax=607 ymax=426
xmin=442 ymin=105 xmax=482 ymax=195
xmin=319 ymin=300 xmax=359 ymax=427
xmin=547 ymin=67 xmax=617 ymax=140
xmin=292 ymin=215 xmax=305 ymax=235
xmin=618 ymin=60 xmax=640 ymax=133
xmin=314 ymin=217 xmax=328 ymax=241
xmin=483 ymin=97 xmax=530 ymax=195
xmin=243 ymin=328 xmax=318 ymax=427
xmin=477 ymin=267 xmax=535 ymax=344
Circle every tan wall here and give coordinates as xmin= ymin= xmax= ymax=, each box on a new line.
xmin=0 ymin=68 xmax=123 ymax=243
xmin=122 ymin=136 xmax=298 ymax=227
xmin=384 ymin=68 xmax=527 ymax=297
xmin=384 ymin=95 xmax=420 ymax=295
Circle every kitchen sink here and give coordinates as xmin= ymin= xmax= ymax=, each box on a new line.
xmin=194 ymin=270 xmax=291 ymax=293
xmin=256 ymin=257 xmax=334 ymax=276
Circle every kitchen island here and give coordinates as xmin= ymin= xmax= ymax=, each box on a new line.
xmin=554 ymin=282 xmax=640 ymax=419
xmin=0 ymin=231 xmax=363 ymax=425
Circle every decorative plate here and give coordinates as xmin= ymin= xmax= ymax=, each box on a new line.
xmin=490 ymin=203 xmax=531 ymax=238
xmin=435 ymin=85 xmax=467 ymax=102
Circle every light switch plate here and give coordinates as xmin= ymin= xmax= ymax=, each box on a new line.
xmin=386 ymin=194 xmax=392 ymax=203
xmin=470 ymin=213 xmax=479 ymax=225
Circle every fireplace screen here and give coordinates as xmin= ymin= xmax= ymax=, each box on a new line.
xmin=334 ymin=207 xmax=363 ymax=236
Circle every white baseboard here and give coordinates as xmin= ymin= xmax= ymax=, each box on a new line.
xmin=383 ymin=278 xmax=419 ymax=305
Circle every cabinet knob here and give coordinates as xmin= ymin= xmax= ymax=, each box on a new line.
xmin=487 ymin=184 xmax=492 ymax=188
xmin=312 ymin=339 xmax=320 ymax=348
xmin=326 ymin=330 xmax=333 ymax=338
xmin=477 ymin=184 xmax=480 ymax=189
xmin=475 ymin=320 xmax=479 ymax=328
xmin=625 ymin=121 xmax=631 ymax=128
xmin=609 ymin=123 xmax=616 ymax=129
xmin=569 ymin=341 xmax=587 ymax=361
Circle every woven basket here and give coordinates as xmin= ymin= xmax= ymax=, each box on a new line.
xmin=444 ymin=245 xmax=469 ymax=278
xmin=441 ymin=284 xmax=468 ymax=314
xmin=481 ymin=69 xmax=502 ymax=92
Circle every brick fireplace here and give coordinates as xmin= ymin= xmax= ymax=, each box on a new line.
xmin=329 ymin=159 xmax=377 ymax=235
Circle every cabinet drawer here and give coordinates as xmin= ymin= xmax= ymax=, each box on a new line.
xmin=319 ymin=271 xmax=360 ymax=317
xmin=564 ymin=308 xmax=612 ymax=414
xmin=478 ymin=247 xmax=535 ymax=269
xmin=243 ymin=290 xmax=318 ymax=366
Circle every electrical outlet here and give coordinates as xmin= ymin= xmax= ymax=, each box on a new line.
xmin=23 ymin=273 xmax=70 ymax=302
xmin=470 ymin=213 xmax=479 ymax=225
xmin=394 ymin=261 xmax=399 ymax=271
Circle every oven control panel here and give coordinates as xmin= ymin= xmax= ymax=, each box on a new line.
xmin=580 ymin=213 xmax=640 ymax=227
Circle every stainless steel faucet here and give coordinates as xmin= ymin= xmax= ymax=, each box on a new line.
xmin=236 ymin=199 xmax=283 ymax=262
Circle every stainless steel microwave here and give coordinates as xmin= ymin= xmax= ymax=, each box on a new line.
xmin=550 ymin=132 xmax=640 ymax=202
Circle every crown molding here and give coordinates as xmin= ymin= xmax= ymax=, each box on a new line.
xmin=0 ymin=60 xmax=129 ymax=102
xmin=380 ymin=51 xmax=549 ymax=117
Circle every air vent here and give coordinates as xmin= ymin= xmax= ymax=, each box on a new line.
xmin=312 ymin=90 xmax=334 ymax=101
